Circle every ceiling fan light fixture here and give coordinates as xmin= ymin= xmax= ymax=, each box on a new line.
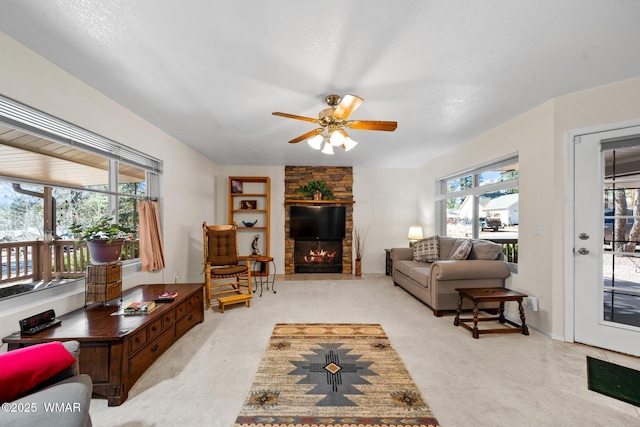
xmin=273 ymin=93 xmax=397 ymax=155
xmin=329 ymin=130 xmax=346 ymax=146
xmin=307 ymin=134 xmax=323 ymax=150
xmin=342 ymin=136 xmax=358 ymax=151
xmin=321 ymin=141 xmax=334 ymax=155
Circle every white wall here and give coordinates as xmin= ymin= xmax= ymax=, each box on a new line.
xmin=415 ymin=75 xmax=640 ymax=338
xmin=0 ymin=33 xmax=218 ymax=340
xmin=353 ymin=167 xmax=419 ymax=273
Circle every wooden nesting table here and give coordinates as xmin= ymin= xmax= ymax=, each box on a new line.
xmin=453 ymin=287 xmax=529 ymax=339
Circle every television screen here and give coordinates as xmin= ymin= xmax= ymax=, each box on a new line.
xmin=290 ymin=206 xmax=346 ymax=239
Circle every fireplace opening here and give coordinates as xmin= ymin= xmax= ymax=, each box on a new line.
xmin=294 ymin=239 xmax=343 ymax=273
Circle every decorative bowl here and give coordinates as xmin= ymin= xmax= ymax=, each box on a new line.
xmin=242 ymin=220 xmax=258 ymax=227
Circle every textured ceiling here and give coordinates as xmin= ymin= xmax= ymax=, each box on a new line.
xmin=1 ymin=1 xmax=640 ymax=167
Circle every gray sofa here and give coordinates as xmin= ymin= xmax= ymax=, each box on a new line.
xmin=1 ymin=340 xmax=92 ymax=427
xmin=391 ymin=236 xmax=511 ymax=316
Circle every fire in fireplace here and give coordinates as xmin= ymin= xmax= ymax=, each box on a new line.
xmin=303 ymin=248 xmax=337 ymax=264
xmin=294 ymin=239 xmax=342 ymax=273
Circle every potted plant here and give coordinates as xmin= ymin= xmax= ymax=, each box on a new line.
xmin=353 ymin=224 xmax=371 ymax=277
xmin=70 ymin=216 xmax=136 ymax=264
xmin=295 ymin=180 xmax=335 ymax=200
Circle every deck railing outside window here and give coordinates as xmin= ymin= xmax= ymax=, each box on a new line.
xmin=1 ymin=240 xmax=139 ymax=289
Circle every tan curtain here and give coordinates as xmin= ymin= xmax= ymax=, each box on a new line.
xmin=138 ymin=200 xmax=165 ymax=272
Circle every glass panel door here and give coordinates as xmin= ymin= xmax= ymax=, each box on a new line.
xmin=603 ymin=147 xmax=640 ymax=328
xmin=574 ymin=127 xmax=640 ymax=356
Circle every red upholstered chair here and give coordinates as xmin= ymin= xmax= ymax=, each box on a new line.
xmin=202 ymin=222 xmax=252 ymax=308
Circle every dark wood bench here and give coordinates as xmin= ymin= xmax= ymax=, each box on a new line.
xmin=454 ymin=287 xmax=529 ymax=339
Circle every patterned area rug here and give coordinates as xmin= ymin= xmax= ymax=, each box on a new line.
xmin=234 ymin=323 xmax=440 ymax=427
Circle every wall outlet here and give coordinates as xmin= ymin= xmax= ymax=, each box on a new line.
xmin=527 ymin=296 xmax=539 ymax=311
xmin=174 ymin=273 xmax=179 ymax=283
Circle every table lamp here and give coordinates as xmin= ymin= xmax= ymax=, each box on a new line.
xmin=407 ymin=225 xmax=423 ymax=247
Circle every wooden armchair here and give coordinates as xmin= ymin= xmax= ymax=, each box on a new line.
xmin=202 ymin=222 xmax=252 ymax=309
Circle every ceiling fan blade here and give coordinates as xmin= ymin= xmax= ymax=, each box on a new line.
xmin=288 ymin=128 xmax=322 ymax=144
xmin=272 ymin=112 xmax=319 ymax=123
xmin=348 ymin=120 xmax=398 ymax=131
xmin=333 ymin=95 xmax=364 ymax=119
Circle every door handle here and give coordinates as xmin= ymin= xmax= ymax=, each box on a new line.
xmin=578 ymin=233 xmax=590 ymax=240
xmin=578 ymin=248 xmax=589 ymax=255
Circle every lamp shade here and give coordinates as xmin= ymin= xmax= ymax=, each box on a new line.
xmin=321 ymin=141 xmax=334 ymax=155
xmin=329 ymin=131 xmax=346 ymax=146
xmin=307 ymin=134 xmax=323 ymax=150
xmin=407 ymin=225 xmax=424 ymax=241
xmin=342 ymin=136 xmax=358 ymax=151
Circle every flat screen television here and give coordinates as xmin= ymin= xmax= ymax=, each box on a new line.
xmin=290 ymin=206 xmax=346 ymax=239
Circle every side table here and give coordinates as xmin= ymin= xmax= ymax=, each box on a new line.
xmin=453 ymin=287 xmax=529 ymax=339
xmin=385 ymin=249 xmax=392 ymax=276
xmin=252 ymin=256 xmax=276 ymax=297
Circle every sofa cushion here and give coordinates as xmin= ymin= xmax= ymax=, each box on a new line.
xmin=7 ymin=374 xmax=93 ymax=427
xmin=444 ymin=238 xmax=464 ymax=259
xmin=449 ymin=239 xmax=472 ymax=260
xmin=413 ymin=236 xmax=439 ymax=262
xmin=0 ymin=341 xmax=76 ymax=403
xmin=437 ymin=236 xmax=457 ymax=259
xmin=469 ymin=239 xmax=504 ymax=260
xmin=394 ymin=260 xmax=431 ymax=288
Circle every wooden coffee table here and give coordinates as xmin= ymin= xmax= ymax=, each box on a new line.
xmin=453 ymin=287 xmax=529 ymax=339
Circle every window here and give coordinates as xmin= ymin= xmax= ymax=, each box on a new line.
xmin=0 ymin=95 xmax=162 ymax=299
xmin=436 ymin=155 xmax=519 ymax=267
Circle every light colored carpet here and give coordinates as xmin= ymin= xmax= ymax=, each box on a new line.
xmin=89 ymin=274 xmax=640 ymax=426
xmin=234 ymin=323 xmax=440 ymax=426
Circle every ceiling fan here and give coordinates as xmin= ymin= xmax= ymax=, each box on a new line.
xmin=272 ymin=94 xmax=397 ymax=154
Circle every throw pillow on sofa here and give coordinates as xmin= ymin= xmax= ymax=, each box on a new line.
xmin=413 ymin=236 xmax=439 ymax=262
xmin=449 ymin=239 xmax=472 ymax=260
xmin=468 ymin=239 xmax=503 ymax=260
xmin=0 ymin=341 xmax=76 ymax=403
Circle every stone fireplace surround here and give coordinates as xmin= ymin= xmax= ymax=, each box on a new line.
xmin=284 ymin=166 xmax=353 ymax=275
